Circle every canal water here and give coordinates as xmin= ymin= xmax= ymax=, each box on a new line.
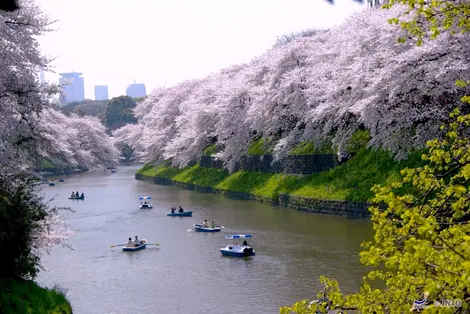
xmin=37 ymin=166 xmax=373 ymax=314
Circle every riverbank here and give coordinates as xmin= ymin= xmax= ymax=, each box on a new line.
xmin=136 ymin=149 xmax=422 ymax=218
xmin=0 ymin=278 xmax=72 ymax=314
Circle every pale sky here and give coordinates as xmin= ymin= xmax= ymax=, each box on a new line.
xmin=38 ymin=0 xmax=366 ymax=99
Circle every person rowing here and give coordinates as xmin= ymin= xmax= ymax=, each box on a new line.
xmin=133 ymin=235 xmax=142 ymax=246
xmin=202 ymin=219 xmax=209 ymax=228
xmin=126 ymin=237 xmax=134 ymax=247
xmin=178 ymin=206 xmax=184 ymax=213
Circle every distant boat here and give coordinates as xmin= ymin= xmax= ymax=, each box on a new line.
xmin=111 ymin=168 xmax=116 ymax=173
xmin=193 ymin=223 xmax=221 ymax=232
xmin=58 ymin=178 xmax=64 ymax=182
xmin=122 ymin=239 xmax=147 ymax=252
xmin=138 ymin=196 xmax=153 ymax=209
xmin=48 ymin=182 xmax=55 ymax=186
xmin=167 ymin=211 xmax=192 ymax=217
xmin=220 ymin=235 xmax=255 ymax=257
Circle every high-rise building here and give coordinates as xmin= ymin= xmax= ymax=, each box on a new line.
xmin=59 ymin=72 xmax=85 ymax=105
xmin=39 ymin=69 xmax=45 ymax=84
xmin=94 ymin=85 xmax=109 ymax=101
xmin=126 ymin=80 xmax=146 ymax=98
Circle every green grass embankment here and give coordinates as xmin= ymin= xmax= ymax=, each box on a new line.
xmin=137 ymin=148 xmax=423 ymax=202
xmin=0 ymin=278 xmax=72 ymax=314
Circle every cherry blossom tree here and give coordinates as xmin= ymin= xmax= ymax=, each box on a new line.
xmin=117 ymin=3 xmax=469 ymax=171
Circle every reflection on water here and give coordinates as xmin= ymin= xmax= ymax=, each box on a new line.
xmin=37 ymin=166 xmax=373 ymax=314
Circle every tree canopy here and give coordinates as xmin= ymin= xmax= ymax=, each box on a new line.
xmin=102 ymin=96 xmax=137 ymax=131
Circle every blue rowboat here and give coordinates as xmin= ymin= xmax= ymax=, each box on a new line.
xmin=220 ymin=234 xmax=255 ymax=257
xmin=167 ymin=211 xmax=192 ymax=217
xmin=193 ymin=223 xmax=221 ymax=232
xmin=122 ymin=239 xmax=147 ymax=252
xmin=58 ymin=178 xmax=64 ymax=182
xmin=48 ymin=182 xmax=55 ymax=186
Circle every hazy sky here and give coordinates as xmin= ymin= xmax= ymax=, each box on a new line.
xmin=38 ymin=0 xmax=366 ymax=99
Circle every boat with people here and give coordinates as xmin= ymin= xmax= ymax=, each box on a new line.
xmin=193 ymin=219 xmax=221 ymax=232
xmin=167 ymin=211 xmax=192 ymax=217
xmin=122 ymin=237 xmax=147 ymax=252
xmin=220 ymin=234 xmax=255 ymax=257
xmin=139 ymin=196 xmax=153 ymax=209
xmin=167 ymin=206 xmax=192 ymax=217
xmin=48 ymin=181 xmax=55 ymax=186
xmin=69 ymin=191 xmax=85 ymax=200
xmin=58 ymin=178 xmax=64 ymax=182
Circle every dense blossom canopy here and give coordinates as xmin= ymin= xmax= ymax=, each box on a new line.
xmin=115 ymin=5 xmax=470 ymax=171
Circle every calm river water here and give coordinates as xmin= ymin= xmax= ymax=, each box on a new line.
xmin=36 ymin=166 xmax=372 ymax=314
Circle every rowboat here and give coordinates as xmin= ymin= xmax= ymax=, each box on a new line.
xmin=58 ymin=178 xmax=64 ymax=182
xmin=48 ymin=182 xmax=55 ymax=186
xmin=220 ymin=234 xmax=255 ymax=257
xmin=193 ymin=223 xmax=221 ymax=232
xmin=139 ymin=196 xmax=153 ymax=209
xmin=122 ymin=239 xmax=147 ymax=251
xmin=69 ymin=195 xmax=85 ymax=200
xmin=167 ymin=211 xmax=192 ymax=217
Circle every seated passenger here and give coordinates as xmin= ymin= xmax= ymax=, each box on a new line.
xmin=171 ymin=207 xmax=175 ymax=213
xmin=134 ymin=236 xmax=141 ymax=246
xmin=211 ymin=221 xmax=215 ymax=228
xmin=178 ymin=206 xmax=184 ymax=213
xmin=80 ymin=193 xmax=84 ymax=198
xmin=202 ymin=219 xmax=209 ymax=228
xmin=242 ymin=240 xmax=248 ymax=246
xmin=71 ymin=192 xmax=75 ymax=197
xmin=126 ymin=238 xmax=134 ymax=247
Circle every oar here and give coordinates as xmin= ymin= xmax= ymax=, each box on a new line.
xmin=146 ymin=243 xmax=159 ymax=246
xmin=110 ymin=244 xmax=125 ymax=248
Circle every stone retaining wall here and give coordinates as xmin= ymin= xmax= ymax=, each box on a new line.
xmin=135 ymin=174 xmax=375 ymax=219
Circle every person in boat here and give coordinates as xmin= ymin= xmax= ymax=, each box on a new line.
xmin=171 ymin=207 xmax=175 ymax=213
xmin=178 ymin=206 xmax=184 ymax=213
xmin=76 ymin=191 xmax=79 ymax=197
xmin=71 ymin=192 xmax=75 ymax=198
xmin=202 ymin=219 xmax=209 ymax=228
xmin=126 ymin=237 xmax=134 ymax=247
xmin=133 ymin=235 xmax=142 ymax=246
xmin=80 ymin=193 xmax=84 ymax=198
xmin=242 ymin=240 xmax=248 ymax=246
xmin=211 ymin=221 xmax=215 ymax=228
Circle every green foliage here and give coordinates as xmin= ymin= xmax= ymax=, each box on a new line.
xmin=102 ymin=96 xmax=137 ymax=130
xmin=0 ymin=278 xmax=72 ymax=314
xmin=345 ymin=129 xmax=371 ymax=153
xmin=203 ymin=144 xmax=218 ymax=156
xmin=289 ymin=141 xmax=334 ymax=155
xmin=247 ymin=138 xmax=274 ymax=155
xmin=384 ymin=0 xmax=470 ymax=45
xmin=61 ymin=99 xmax=107 ymax=117
xmin=281 ymin=109 xmax=470 ymax=313
xmin=138 ymin=149 xmax=423 ymax=202
xmin=0 ymin=183 xmax=47 ymax=279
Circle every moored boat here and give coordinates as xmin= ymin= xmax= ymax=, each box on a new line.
xmin=122 ymin=239 xmax=147 ymax=251
xmin=167 ymin=211 xmax=192 ymax=217
xmin=193 ymin=223 xmax=221 ymax=232
xmin=220 ymin=234 xmax=255 ymax=257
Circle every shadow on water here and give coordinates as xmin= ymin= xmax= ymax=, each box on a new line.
xmin=37 ymin=166 xmax=373 ymax=314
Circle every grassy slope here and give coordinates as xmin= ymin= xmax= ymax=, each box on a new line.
xmin=0 ymin=278 xmax=72 ymax=314
xmin=137 ymin=148 xmax=423 ymax=202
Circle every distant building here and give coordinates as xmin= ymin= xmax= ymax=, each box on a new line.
xmin=39 ymin=69 xmax=45 ymax=84
xmin=126 ymin=80 xmax=146 ymax=98
xmin=367 ymin=0 xmax=383 ymax=7
xmin=59 ymin=72 xmax=85 ymax=105
xmin=94 ymin=85 xmax=109 ymax=101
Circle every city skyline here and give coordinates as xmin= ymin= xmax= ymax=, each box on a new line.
xmin=38 ymin=0 xmax=366 ymax=99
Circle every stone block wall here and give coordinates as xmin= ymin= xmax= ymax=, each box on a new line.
xmin=135 ymin=174 xmax=374 ymax=219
